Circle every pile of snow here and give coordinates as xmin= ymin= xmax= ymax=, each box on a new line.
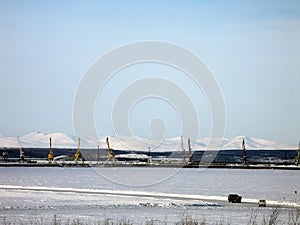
xmin=0 ymin=132 xmax=297 ymax=150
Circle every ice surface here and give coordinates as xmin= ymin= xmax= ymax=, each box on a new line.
xmin=1 ymin=184 xmax=298 ymax=208
xmin=0 ymin=167 xmax=299 ymax=224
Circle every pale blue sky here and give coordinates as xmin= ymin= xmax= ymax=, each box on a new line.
xmin=0 ymin=0 xmax=299 ymax=144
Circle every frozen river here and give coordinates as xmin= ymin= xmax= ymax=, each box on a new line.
xmin=0 ymin=167 xmax=299 ymax=224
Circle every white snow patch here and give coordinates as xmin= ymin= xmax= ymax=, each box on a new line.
xmin=0 ymin=185 xmax=298 ymax=208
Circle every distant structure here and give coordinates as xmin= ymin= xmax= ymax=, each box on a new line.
xmin=148 ymin=147 xmax=152 ymax=164
xmin=48 ymin=137 xmax=54 ymax=162
xmin=97 ymin=145 xmax=100 ymax=165
xmin=105 ymin=137 xmax=115 ymax=164
xmin=181 ymin=136 xmax=186 ymax=163
xmin=188 ymin=138 xmax=192 ymax=163
xmin=2 ymin=148 xmax=8 ymax=161
xmin=296 ymin=140 xmax=300 ymax=166
xmin=18 ymin=136 xmax=24 ymax=161
xmin=242 ymin=139 xmax=248 ymax=165
xmin=74 ymin=138 xmax=83 ymax=163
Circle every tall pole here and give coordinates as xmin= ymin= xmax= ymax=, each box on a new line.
xmin=188 ymin=138 xmax=192 ymax=163
xmin=78 ymin=138 xmax=80 ymax=151
xmin=18 ymin=136 xmax=24 ymax=161
xmin=181 ymin=136 xmax=186 ymax=163
xmin=78 ymin=137 xmax=81 ymax=160
xmin=97 ymin=144 xmax=99 ymax=165
xmin=242 ymin=139 xmax=247 ymax=165
xmin=148 ymin=147 xmax=151 ymax=164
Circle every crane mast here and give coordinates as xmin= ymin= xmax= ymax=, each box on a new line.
xmin=242 ymin=139 xmax=247 ymax=165
xmin=74 ymin=138 xmax=83 ymax=162
xmin=188 ymin=138 xmax=192 ymax=162
xmin=48 ymin=137 xmax=54 ymax=162
xmin=105 ymin=137 xmax=115 ymax=164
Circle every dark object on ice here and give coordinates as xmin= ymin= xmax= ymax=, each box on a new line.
xmin=228 ymin=194 xmax=242 ymax=203
xmin=258 ymin=199 xmax=266 ymax=207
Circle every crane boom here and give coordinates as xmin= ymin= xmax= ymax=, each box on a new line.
xmin=105 ymin=137 xmax=115 ymax=164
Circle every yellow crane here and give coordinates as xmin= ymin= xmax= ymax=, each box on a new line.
xmin=105 ymin=137 xmax=115 ymax=164
xmin=74 ymin=138 xmax=83 ymax=162
xmin=48 ymin=137 xmax=54 ymax=162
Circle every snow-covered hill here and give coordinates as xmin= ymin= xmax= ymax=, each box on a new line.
xmin=20 ymin=132 xmax=77 ymax=148
xmin=0 ymin=132 xmax=297 ymax=150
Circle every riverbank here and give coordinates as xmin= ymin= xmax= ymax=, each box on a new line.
xmin=1 ymin=160 xmax=300 ymax=170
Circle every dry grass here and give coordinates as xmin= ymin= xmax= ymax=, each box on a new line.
xmin=2 ymin=208 xmax=300 ymax=225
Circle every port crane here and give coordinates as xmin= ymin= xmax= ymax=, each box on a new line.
xmin=48 ymin=137 xmax=54 ymax=162
xmin=181 ymin=136 xmax=193 ymax=164
xmin=242 ymin=139 xmax=247 ymax=165
xmin=18 ymin=136 xmax=24 ymax=161
xmin=74 ymin=138 xmax=84 ymax=162
xmin=105 ymin=137 xmax=115 ymax=164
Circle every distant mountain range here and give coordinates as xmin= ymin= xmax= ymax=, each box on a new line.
xmin=0 ymin=132 xmax=297 ymax=151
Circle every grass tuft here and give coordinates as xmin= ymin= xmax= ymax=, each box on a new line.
xmin=2 ymin=208 xmax=300 ymax=225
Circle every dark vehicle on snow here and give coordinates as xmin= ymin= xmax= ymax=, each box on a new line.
xmin=258 ymin=199 xmax=266 ymax=207
xmin=228 ymin=194 xmax=242 ymax=203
